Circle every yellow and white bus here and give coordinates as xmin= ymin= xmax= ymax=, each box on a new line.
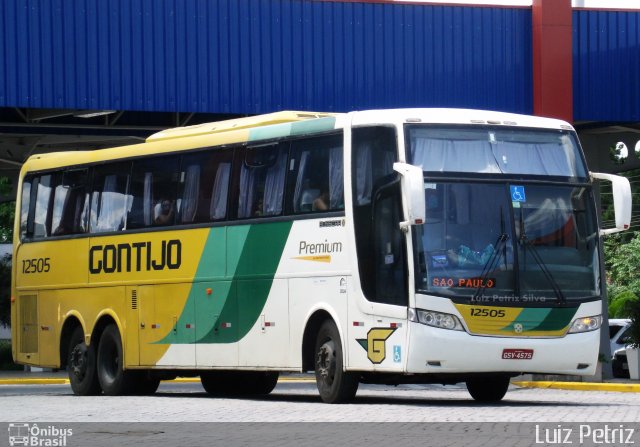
xmin=11 ymin=109 xmax=631 ymax=403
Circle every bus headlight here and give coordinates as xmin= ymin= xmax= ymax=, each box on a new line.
xmin=568 ymin=315 xmax=602 ymax=333
xmin=410 ymin=308 xmax=464 ymax=331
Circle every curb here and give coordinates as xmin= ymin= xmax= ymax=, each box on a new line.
xmin=2 ymin=378 xmax=636 ymax=391
xmin=513 ymin=381 xmax=640 ymax=393
xmin=0 ymin=377 xmax=316 ymax=386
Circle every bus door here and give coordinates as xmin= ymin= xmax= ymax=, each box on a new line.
xmin=366 ymin=180 xmax=409 ymax=371
xmin=349 ymin=126 xmax=409 ymax=371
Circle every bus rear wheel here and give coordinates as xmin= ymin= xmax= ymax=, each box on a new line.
xmin=97 ymin=324 xmax=136 ymax=395
xmin=314 ymin=320 xmax=358 ymax=404
xmin=466 ymin=376 xmax=510 ymax=402
xmin=67 ymin=326 xmax=101 ymax=395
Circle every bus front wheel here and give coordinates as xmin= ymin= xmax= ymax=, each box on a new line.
xmin=314 ymin=320 xmax=358 ymax=404
xmin=466 ymin=376 xmax=510 ymax=402
xmin=67 ymin=326 xmax=101 ymax=395
xmin=97 ymin=324 xmax=136 ymax=395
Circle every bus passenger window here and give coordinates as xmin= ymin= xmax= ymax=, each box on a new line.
xmin=290 ymin=134 xmax=343 ymax=214
xmin=236 ymin=144 xmax=288 ymax=219
xmin=90 ymin=163 xmax=131 ymax=233
xmin=128 ymin=156 xmax=179 ymax=228
xmin=179 ymin=149 xmax=233 ymax=223
xmin=33 ymin=174 xmax=57 ymax=238
xmin=19 ymin=178 xmax=32 ymax=240
xmin=51 ymin=170 xmax=89 ymax=236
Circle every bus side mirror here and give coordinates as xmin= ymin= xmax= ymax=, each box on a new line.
xmin=393 ymin=162 xmax=425 ymax=231
xmin=591 ymin=172 xmax=632 ymax=236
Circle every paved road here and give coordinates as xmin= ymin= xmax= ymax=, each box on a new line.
xmin=1 ymin=379 xmax=639 ymax=423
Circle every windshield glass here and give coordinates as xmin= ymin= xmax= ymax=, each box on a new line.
xmin=413 ymin=182 xmax=600 ymax=304
xmin=407 ymin=126 xmax=587 ymax=179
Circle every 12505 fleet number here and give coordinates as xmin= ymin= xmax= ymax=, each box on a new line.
xmin=22 ymin=257 xmax=51 ymax=274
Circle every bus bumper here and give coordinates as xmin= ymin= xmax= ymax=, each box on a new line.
xmin=406 ymin=321 xmax=600 ymax=376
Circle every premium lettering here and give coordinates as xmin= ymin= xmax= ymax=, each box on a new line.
xmin=298 ymin=240 xmax=343 ymax=255
xmin=89 ymin=240 xmax=181 ymax=274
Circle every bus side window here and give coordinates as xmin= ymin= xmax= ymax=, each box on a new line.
xmin=129 ymin=156 xmax=180 ymax=228
xmin=19 ymin=177 xmax=32 ymax=240
xmin=289 ymin=134 xmax=343 ymax=214
xmin=33 ymin=174 xmax=58 ymax=238
xmin=179 ymin=148 xmax=233 ymax=224
xmin=235 ymin=144 xmax=288 ymax=219
xmin=90 ymin=163 xmax=131 ymax=233
xmin=51 ymin=170 xmax=89 ymax=236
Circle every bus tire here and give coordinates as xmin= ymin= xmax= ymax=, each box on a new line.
xmin=67 ymin=326 xmax=101 ymax=396
xmin=242 ymin=371 xmax=279 ymax=395
xmin=466 ymin=376 xmax=510 ymax=402
xmin=200 ymin=371 xmax=232 ymax=395
xmin=96 ymin=324 xmax=135 ymax=396
xmin=201 ymin=371 xmax=279 ymax=395
xmin=134 ymin=372 xmax=161 ymax=395
xmin=314 ymin=320 xmax=358 ymax=404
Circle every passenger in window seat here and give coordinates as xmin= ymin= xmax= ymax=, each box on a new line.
xmin=155 ymin=200 xmax=175 ymax=225
xmin=312 ymin=188 xmax=330 ymax=211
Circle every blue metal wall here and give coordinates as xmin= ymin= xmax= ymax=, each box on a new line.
xmin=574 ymin=10 xmax=640 ymax=122
xmin=0 ymin=0 xmax=532 ymax=115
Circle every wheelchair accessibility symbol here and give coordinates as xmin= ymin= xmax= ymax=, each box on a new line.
xmin=393 ymin=345 xmax=401 ymax=363
xmin=510 ymin=185 xmax=526 ymax=202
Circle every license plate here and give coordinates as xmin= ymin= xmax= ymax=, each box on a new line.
xmin=502 ymin=348 xmax=534 ymax=360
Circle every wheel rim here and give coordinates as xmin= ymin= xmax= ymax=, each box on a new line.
xmin=316 ymin=339 xmax=336 ymax=387
xmin=69 ymin=344 xmax=87 ymax=380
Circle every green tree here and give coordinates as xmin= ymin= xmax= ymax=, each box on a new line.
xmin=605 ymin=232 xmax=640 ymax=295
xmin=604 ymin=232 xmax=640 ymax=319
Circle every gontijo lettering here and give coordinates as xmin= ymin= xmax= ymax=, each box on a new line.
xmin=89 ymin=239 xmax=182 ymax=274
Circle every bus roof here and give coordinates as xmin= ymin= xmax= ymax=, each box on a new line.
xmin=350 ymin=108 xmax=575 ymax=131
xmin=20 ymin=111 xmax=340 ymax=174
xmin=19 ymin=108 xmax=575 ymax=175
xmin=146 ymin=111 xmax=337 ymax=142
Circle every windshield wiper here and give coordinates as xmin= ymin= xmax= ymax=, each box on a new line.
xmin=473 ymin=207 xmax=509 ymax=301
xmin=472 ymin=232 xmax=509 ymax=302
xmin=519 ymin=233 xmax=566 ymax=304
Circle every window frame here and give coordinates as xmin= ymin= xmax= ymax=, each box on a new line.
xmin=18 ymin=130 xmax=346 ymax=243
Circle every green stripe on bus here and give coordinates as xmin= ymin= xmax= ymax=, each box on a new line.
xmin=529 ymin=307 xmax=577 ymax=332
xmin=500 ymin=308 xmax=551 ymax=333
xmin=159 ymin=221 xmax=293 ymax=345
xmin=197 ymin=221 xmax=293 ymax=343
xmin=248 ymin=117 xmax=336 ymax=141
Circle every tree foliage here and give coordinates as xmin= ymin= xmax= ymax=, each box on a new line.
xmin=0 ymin=177 xmax=14 ymax=243
xmin=604 ymin=232 xmax=640 ymax=318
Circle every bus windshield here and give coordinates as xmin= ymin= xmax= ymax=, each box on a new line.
xmin=407 ymin=125 xmax=588 ymax=179
xmin=407 ymin=126 xmax=600 ymax=304
xmin=413 ymin=182 xmax=600 ymax=303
